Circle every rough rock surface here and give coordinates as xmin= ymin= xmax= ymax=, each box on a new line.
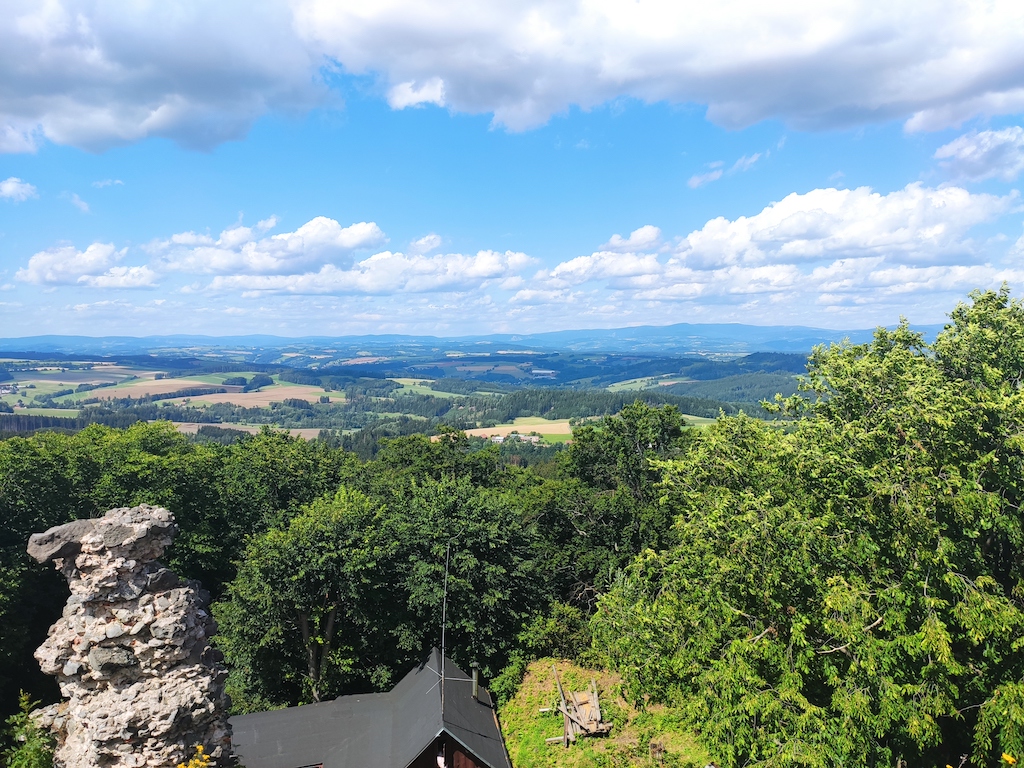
xmin=29 ymin=505 xmax=232 ymax=768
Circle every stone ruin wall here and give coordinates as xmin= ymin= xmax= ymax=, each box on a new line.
xmin=28 ymin=504 xmax=232 ymax=768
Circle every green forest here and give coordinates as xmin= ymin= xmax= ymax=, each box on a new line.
xmin=5 ymin=289 xmax=1024 ymax=766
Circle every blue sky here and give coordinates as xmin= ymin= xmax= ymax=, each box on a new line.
xmin=2 ymin=0 xmax=1024 ymax=337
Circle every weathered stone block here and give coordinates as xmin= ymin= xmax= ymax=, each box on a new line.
xmin=27 ymin=519 xmax=96 ymax=563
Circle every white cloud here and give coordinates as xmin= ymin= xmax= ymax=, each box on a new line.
xmin=545 ymin=251 xmax=662 ymax=287
xmin=387 ymin=78 xmax=446 ymax=109
xmin=688 ymin=169 xmax=723 ymax=189
xmin=935 ymin=126 xmax=1024 ymax=182
xmin=600 ymin=225 xmax=661 ymax=253
xmin=0 ymin=0 xmax=324 ymax=152
xmin=0 ymin=176 xmax=37 ymax=201
xmin=207 ymin=249 xmax=534 ymax=295
xmin=5 ymin=2 xmax=1024 ymax=151
xmin=16 ymin=242 xmax=128 ymax=285
xmin=689 ymin=153 xmax=762 ymax=189
xmin=410 ymin=233 xmax=442 ymax=254
xmin=295 ymin=0 xmax=1024 ymax=132
xmin=65 ymin=192 xmax=89 ymax=212
xmin=153 ymin=216 xmax=387 ymax=274
xmin=509 ymin=288 xmax=578 ymax=305
xmin=92 ymin=179 xmax=124 ymax=188
xmin=79 ymin=266 xmax=159 ymax=289
xmin=673 ymin=183 xmax=1015 ymax=269
xmin=730 ymin=153 xmax=761 ymax=173
xmin=15 ymin=243 xmax=157 ymax=289
xmin=528 ymin=182 xmax=1021 ymax=320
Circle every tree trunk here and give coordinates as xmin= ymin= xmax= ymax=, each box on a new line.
xmin=298 ymin=612 xmax=321 ymax=702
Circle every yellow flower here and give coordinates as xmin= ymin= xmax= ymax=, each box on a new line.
xmin=178 ymin=745 xmax=212 ymax=768
xmin=1003 ymin=754 xmax=1017 ymax=765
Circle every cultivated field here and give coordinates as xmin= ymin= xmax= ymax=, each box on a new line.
xmin=464 ymin=417 xmax=574 ymax=438
xmin=164 ymin=385 xmax=327 ymax=407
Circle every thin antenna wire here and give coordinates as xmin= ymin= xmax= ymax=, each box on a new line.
xmin=440 ymin=540 xmax=451 ymax=715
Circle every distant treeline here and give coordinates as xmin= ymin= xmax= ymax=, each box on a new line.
xmin=662 ymin=371 xmax=800 ymax=402
xmin=278 ymin=369 xmax=401 ymax=396
xmin=476 ymin=388 xmax=743 ymax=421
xmin=0 ymin=385 xmax=766 ymax=442
xmin=428 ymin=379 xmax=514 ymax=395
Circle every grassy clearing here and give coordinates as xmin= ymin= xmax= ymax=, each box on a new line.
xmin=389 ymin=378 xmax=460 ymax=398
xmin=606 ymin=377 xmax=659 ymax=392
xmin=607 ymin=376 xmax=697 ymax=393
xmin=6 ymin=407 xmax=81 ymax=417
xmin=499 ymin=659 xmax=710 ymax=768
xmin=2 ymin=380 xmax=78 ymax=408
xmin=542 ymin=433 xmax=573 ymax=444
xmin=680 ymin=414 xmax=717 ymax=427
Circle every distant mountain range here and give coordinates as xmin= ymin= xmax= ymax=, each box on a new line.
xmin=0 ymin=322 xmax=946 ymax=357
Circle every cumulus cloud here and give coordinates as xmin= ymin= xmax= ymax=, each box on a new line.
xmin=545 ymin=251 xmax=662 ymax=287
xmin=410 ymin=233 xmax=443 ymax=254
xmin=600 ymin=225 xmax=661 ymax=253
xmin=0 ymin=176 xmax=37 ymax=201
xmin=15 ymin=243 xmax=155 ymax=287
xmin=531 ymin=182 xmax=1021 ymax=318
xmin=207 ymin=249 xmax=534 ymax=295
xmin=935 ymin=126 xmax=1024 ymax=182
xmin=5 ymin=2 xmax=1024 ymax=151
xmin=152 ymin=216 xmax=387 ymax=274
xmin=295 ymin=0 xmax=1024 ymax=132
xmin=1 ymin=0 xmax=324 ymax=152
xmin=673 ymin=183 xmax=1015 ymax=269
xmin=79 ymin=266 xmax=159 ymax=288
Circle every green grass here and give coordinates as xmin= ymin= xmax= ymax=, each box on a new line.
xmin=680 ymin=413 xmax=717 ymax=427
xmin=606 ymin=377 xmax=659 ymax=392
xmin=499 ymin=659 xmax=710 ymax=768
xmin=389 ymin=378 xmax=460 ymax=398
xmin=5 ymin=408 xmax=81 ymax=417
xmin=2 ymin=381 xmax=78 ymax=407
xmin=607 ymin=375 xmax=699 ymax=393
xmin=542 ymin=434 xmax=573 ymax=444
xmin=509 ymin=417 xmax=566 ymax=426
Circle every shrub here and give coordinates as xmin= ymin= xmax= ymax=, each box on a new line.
xmin=3 ymin=693 xmax=54 ymax=768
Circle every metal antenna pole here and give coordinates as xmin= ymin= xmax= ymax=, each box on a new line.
xmin=440 ymin=540 xmax=450 ymax=714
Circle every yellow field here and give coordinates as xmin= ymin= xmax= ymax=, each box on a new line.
xmin=163 ymin=385 xmax=327 ymax=407
xmin=89 ymin=376 xmax=214 ymax=397
xmin=464 ymin=417 xmax=573 ymax=438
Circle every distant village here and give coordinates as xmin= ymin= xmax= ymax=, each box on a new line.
xmin=487 ymin=433 xmax=542 ymax=444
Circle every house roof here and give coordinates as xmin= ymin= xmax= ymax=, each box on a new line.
xmin=229 ymin=650 xmax=512 ymax=768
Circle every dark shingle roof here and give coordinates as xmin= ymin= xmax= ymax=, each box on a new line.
xmin=230 ymin=650 xmax=511 ymax=768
